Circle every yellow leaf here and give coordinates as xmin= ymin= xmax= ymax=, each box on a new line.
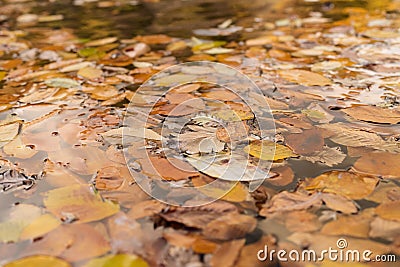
xmin=83 ymin=254 xmax=149 ymax=267
xmin=304 ymin=171 xmax=379 ymax=200
xmin=20 ymin=214 xmax=61 ymax=240
xmin=44 ymin=184 xmax=119 ymax=223
xmin=4 ymin=255 xmax=71 ymax=267
xmin=278 ymin=69 xmax=332 ymax=86
xmin=244 ymin=140 xmax=296 ymax=161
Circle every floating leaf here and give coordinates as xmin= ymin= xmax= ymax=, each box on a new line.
xmin=303 ymin=146 xmax=346 ymax=167
xmin=101 ymin=127 xmax=162 ymax=143
xmin=353 ymin=152 xmax=400 ymax=178
xmin=284 ymin=128 xmax=324 ymax=155
xmin=44 ymin=184 xmax=119 ymax=223
xmin=278 ymin=69 xmax=332 ymax=86
xmin=342 ymin=105 xmax=400 ymax=124
xmin=4 ymin=256 xmax=71 ymax=267
xmin=304 ymin=171 xmax=379 ymax=200
xmin=20 ymin=214 xmax=61 ymax=240
xmin=3 ymin=136 xmax=37 ymax=159
xmin=375 ymin=200 xmax=400 ymax=222
xmin=244 ymin=140 xmax=296 ymax=161
xmin=83 ymin=254 xmax=149 ymax=267
xmin=0 ymin=116 xmax=21 ymax=147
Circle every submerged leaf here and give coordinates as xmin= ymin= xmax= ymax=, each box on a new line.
xmin=83 ymin=254 xmax=149 ymax=267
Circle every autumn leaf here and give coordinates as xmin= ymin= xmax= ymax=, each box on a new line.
xmin=244 ymin=140 xmax=296 ymax=161
xmin=278 ymin=69 xmax=332 ymax=86
xmin=44 ymin=184 xmax=119 ymax=223
xmin=342 ymin=105 xmax=400 ymax=124
xmin=83 ymin=254 xmax=149 ymax=267
xmin=303 ymin=171 xmax=379 ymax=199
xmin=4 ymin=256 xmax=71 ymax=267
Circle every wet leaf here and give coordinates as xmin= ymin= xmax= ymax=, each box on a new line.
xmin=0 ymin=116 xmax=21 ymax=147
xmin=284 ymin=128 xmax=324 ymax=155
xmin=353 ymin=152 xmax=400 ymax=178
xmin=244 ymin=140 xmax=296 ymax=161
xmin=20 ymin=214 xmax=61 ymax=240
xmin=101 ymin=127 xmax=162 ymax=143
xmin=342 ymin=105 xmax=400 ymax=124
xmin=83 ymin=254 xmax=149 ymax=267
xmin=278 ymin=69 xmax=332 ymax=86
xmin=321 ymin=193 xmax=358 ymax=214
xmin=44 ymin=184 xmax=119 ymax=223
xmin=303 ymin=146 xmax=346 ymax=167
xmin=3 ymin=136 xmax=37 ymax=159
xmin=304 ymin=171 xmax=379 ymax=200
xmin=375 ymin=200 xmax=400 ymax=222
xmin=4 ymin=256 xmax=71 ymax=267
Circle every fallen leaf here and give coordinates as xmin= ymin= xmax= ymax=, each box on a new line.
xmin=44 ymin=184 xmax=119 ymax=223
xmin=85 ymin=37 xmax=118 ymax=47
xmin=353 ymin=152 xmax=400 ymax=178
xmin=4 ymin=255 xmax=71 ymax=267
xmin=19 ymin=214 xmax=61 ymax=240
xmin=77 ymin=66 xmax=103 ymax=80
xmin=203 ymin=213 xmax=257 ymax=240
xmin=342 ymin=105 xmax=400 ymax=124
xmin=278 ymin=69 xmax=332 ymax=86
xmin=375 ymin=200 xmax=400 ymax=221
xmin=284 ymin=128 xmax=324 ymax=155
xmin=321 ymin=193 xmax=358 ymax=214
xmin=244 ymin=140 xmax=296 ymax=161
xmin=210 ymin=239 xmax=245 ymax=267
xmin=369 ymin=217 xmax=400 ymax=240
xmin=83 ymin=254 xmax=149 ymax=267
xmin=321 ymin=212 xmax=371 ymax=238
xmin=45 ymin=78 xmax=80 ymax=89
xmin=303 ymin=146 xmax=346 ymax=167
xmin=304 ymin=171 xmax=379 ymax=199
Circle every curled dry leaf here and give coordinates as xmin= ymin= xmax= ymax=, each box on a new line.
xmin=303 ymin=171 xmax=379 ymax=200
xmin=44 ymin=184 xmax=119 ymax=223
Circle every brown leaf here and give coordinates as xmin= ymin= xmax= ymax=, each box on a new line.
xmin=139 ymin=156 xmax=198 ymax=181
xmin=203 ymin=213 xmax=257 ymax=241
xmin=353 ymin=152 xmax=400 ymax=178
xmin=375 ymin=200 xmax=400 ymax=222
xmin=284 ymin=210 xmax=321 ymax=232
xmin=321 ymin=193 xmax=358 ymax=214
xmin=260 ymin=191 xmax=322 ymax=216
xmin=342 ymin=105 xmax=400 ymax=124
xmin=321 ymin=212 xmax=372 ymax=238
xmin=210 ymin=239 xmax=245 ymax=267
xmin=284 ymin=128 xmax=324 ymax=155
